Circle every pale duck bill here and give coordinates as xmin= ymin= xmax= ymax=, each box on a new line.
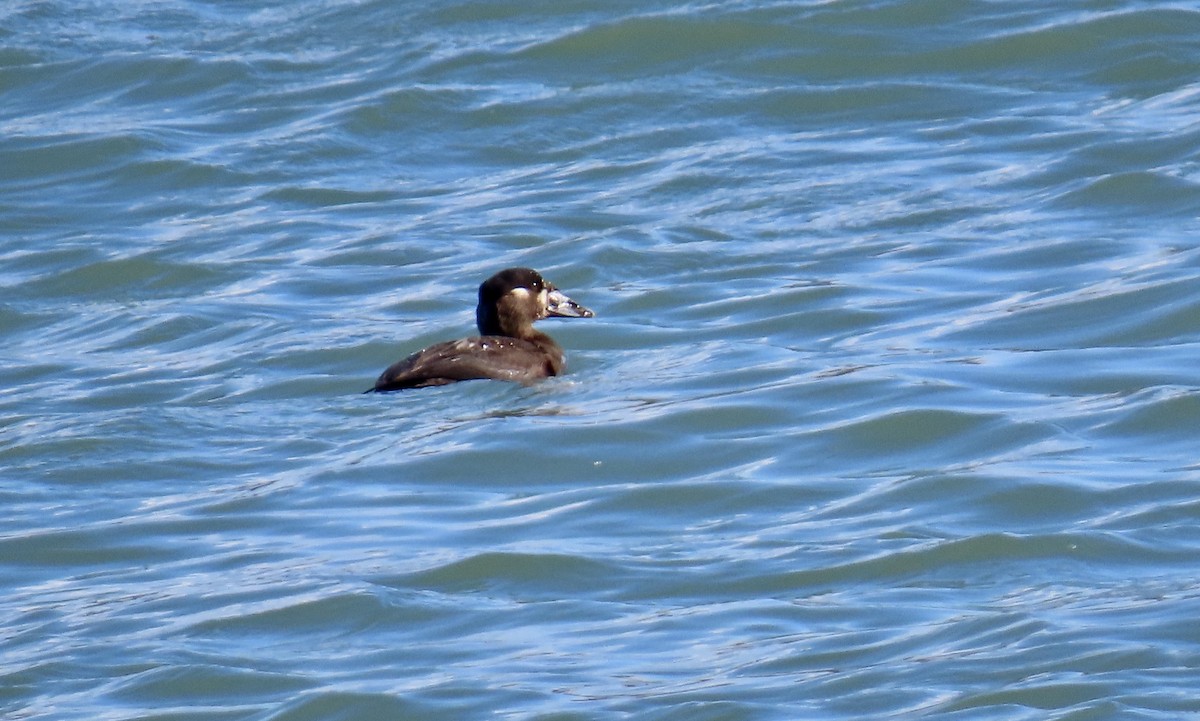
xmin=546 ymin=288 xmax=594 ymax=318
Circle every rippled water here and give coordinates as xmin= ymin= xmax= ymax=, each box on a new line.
xmin=4 ymin=1 xmax=1200 ymax=719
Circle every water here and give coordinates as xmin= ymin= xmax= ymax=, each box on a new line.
xmin=4 ymin=1 xmax=1200 ymax=719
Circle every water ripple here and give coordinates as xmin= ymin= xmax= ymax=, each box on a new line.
xmin=5 ymin=1 xmax=1200 ymax=719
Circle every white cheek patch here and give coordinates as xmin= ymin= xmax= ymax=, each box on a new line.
xmin=509 ymin=287 xmax=531 ymax=300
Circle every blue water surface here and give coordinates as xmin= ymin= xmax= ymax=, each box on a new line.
xmin=3 ymin=1 xmax=1200 ymax=719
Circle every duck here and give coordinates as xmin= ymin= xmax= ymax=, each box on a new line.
xmin=369 ymin=267 xmax=594 ymax=392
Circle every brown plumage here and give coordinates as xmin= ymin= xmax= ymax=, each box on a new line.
xmin=369 ymin=268 xmax=593 ymax=392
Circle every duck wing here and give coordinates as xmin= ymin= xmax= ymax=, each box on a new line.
xmin=371 ymin=336 xmax=562 ymax=392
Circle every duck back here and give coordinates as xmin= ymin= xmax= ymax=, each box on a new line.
xmin=373 ymin=335 xmax=563 ymax=391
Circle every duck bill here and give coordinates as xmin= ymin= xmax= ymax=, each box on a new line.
xmin=546 ymin=288 xmax=594 ymax=318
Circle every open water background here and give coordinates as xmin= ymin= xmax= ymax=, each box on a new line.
xmin=4 ymin=1 xmax=1200 ymax=719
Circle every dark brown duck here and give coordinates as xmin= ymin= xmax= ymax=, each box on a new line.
xmin=369 ymin=267 xmax=593 ymax=392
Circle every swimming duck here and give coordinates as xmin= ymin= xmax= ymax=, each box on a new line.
xmin=369 ymin=267 xmax=593 ymax=392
